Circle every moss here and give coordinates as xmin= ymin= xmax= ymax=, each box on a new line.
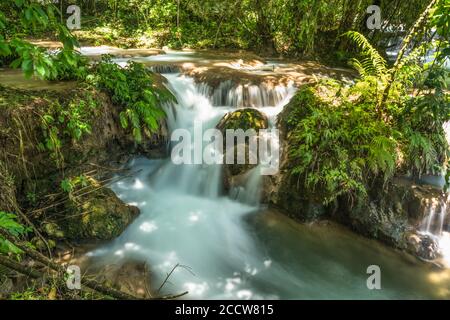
xmin=217 ymin=108 xmax=268 ymax=177
xmin=60 ymin=186 xmax=139 ymax=240
xmin=217 ymin=108 xmax=268 ymax=132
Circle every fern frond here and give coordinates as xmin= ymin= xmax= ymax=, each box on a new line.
xmin=345 ymin=31 xmax=388 ymax=77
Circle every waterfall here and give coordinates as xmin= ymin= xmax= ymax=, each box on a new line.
xmin=230 ymin=166 xmax=263 ymax=206
xmin=77 ymin=51 xmax=450 ymax=299
xmin=419 ymin=195 xmax=450 ymax=266
xmin=87 ymin=68 xmax=297 ymax=298
xmin=195 ymin=80 xmax=293 ymax=108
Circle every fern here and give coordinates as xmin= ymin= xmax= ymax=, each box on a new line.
xmin=345 ymin=31 xmax=388 ymax=79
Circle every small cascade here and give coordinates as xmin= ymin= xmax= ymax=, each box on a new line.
xmin=419 ymin=195 xmax=450 ymax=265
xmin=83 ymin=51 xmax=450 ymax=299
xmin=230 ymin=166 xmax=263 ymax=206
xmin=420 ymin=198 xmax=448 ymax=236
xmin=197 ymin=80 xmax=293 ymax=108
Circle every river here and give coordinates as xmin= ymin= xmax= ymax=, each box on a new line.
xmin=81 ymin=51 xmax=450 ymax=299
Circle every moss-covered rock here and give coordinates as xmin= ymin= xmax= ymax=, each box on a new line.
xmin=335 ymin=180 xmax=445 ymax=251
xmin=60 ymin=187 xmax=139 ymax=240
xmin=218 ymin=108 xmax=268 ymax=181
xmin=217 ymin=108 xmax=268 ymax=132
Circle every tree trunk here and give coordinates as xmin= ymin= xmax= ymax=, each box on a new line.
xmin=254 ymin=0 xmax=277 ymax=56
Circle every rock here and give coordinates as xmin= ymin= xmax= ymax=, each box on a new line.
xmin=406 ymin=232 xmax=440 ymax=260
xmin=217 ymin=108 xmax=268 ymax=132
xmin=218 ymin=108 xmax=268 ymax=181
xmin=334 ymin=179 xmax=447 ymax=250
xmin=269 ymin=172 xmax=328 ymax=221
xmin=42 ymin=222 xmax=65 ymax=239
xmin=60 ymin=187 xmax=139 ymax=240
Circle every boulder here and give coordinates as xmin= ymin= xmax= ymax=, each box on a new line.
xmin=59 ymin=187 xmax=139 ymax=240
xmin=217 ymin=108 xmax=269 ymax=187
xmin=217 ymin=108 xmax=268 ymax=132
xmin=406 ymin=232 xmax=440 ymax=261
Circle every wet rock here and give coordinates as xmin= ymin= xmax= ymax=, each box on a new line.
xmin=268 ymin=172 xmax=328 ymax=221
xmin=217 ymin=108 xmax=268 ymax=132
xmin=218 ymin=108 xmax=268 ymax=182
xmin=406 ymin=232 xmax=440 ymax=260
xmin=328 ymin=179 xmax=447 ymax=252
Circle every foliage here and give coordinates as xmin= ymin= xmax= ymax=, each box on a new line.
xmin=286 ymin=12 xmax=449 ymax=205
xmin=0 ymin=211 xmax=29 ymax=257
xmin=60 ymin=175 xmax=89 ymax=194
xmin=93 ymin=56 xmax=174 ymax=142
xmin=345 ymin=31 xmax=388 ymax=79
xmin=0 ymin=0 xmax=86 ymax=80
xmin=55 ymin=0 xmax=434 ymax=56
xmin=285 ymin=79 xmax=449 ymax=204
xmin=38 ymin=93 xmax=97 ymax=167
xmin=285 ymin=84 xmax=399 ymax=204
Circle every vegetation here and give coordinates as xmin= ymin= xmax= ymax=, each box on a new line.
xmin=284 ymin=0 xmax=449 ymax=204
xmin=62 ymin=0 xmax=438 ymax=59
xmin=92 ymin=57 xmax=174 ymax=142
xmin=0 ymin=211 xmax=29 ymax=257
xmin=0 ymin=0 xmax=448 ymax=301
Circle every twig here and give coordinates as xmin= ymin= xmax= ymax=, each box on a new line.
xmin=0 ymin=228 xmax=137 ymax=300
xmin=157 ymin=263 xmax=195 ymax=293
xmin=143 ymin=263 xmax=153 ymax=298
xmin=0 ymin=229 xmax=188 ymax=300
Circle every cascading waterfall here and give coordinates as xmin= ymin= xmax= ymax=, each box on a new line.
xmin=419 ymin=196 xmax=450 ymax=266
xmin=196 ymin=80 xmax=293 ymax=108
xmin=82 ymin=52 xmax=450 ymax=299
xmin=87 ymin=70 xmax=296 ymax=299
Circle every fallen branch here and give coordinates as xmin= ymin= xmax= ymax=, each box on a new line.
xmin=0 ymin=255 xmax=42 ymax=279
xmin=0 ymin=228 xmax=136 ymax=300
xmin=0 ymin=229 xmax=189 ymax=300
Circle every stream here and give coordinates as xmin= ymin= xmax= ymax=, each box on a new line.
xmin=82 ymin=51 xmax=450 ymax=299
xmin=2 ymin=49 xmax=449 ymax=299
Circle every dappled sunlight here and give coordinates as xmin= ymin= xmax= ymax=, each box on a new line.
xmin=427 ymin=269 xmax=450 ymax=298
xmin=139 ymin=221 xmax=158 ymax=233
xmin=132 ymin=179 xmax=144 ymax=190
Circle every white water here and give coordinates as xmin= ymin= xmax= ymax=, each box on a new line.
xmin=88 ymin=70 xmax=297 ymax=299
xmin=420 ymin=196 xmax=450 ymax=266
xmin=84 ymin=53 xmax=450 ymax=299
